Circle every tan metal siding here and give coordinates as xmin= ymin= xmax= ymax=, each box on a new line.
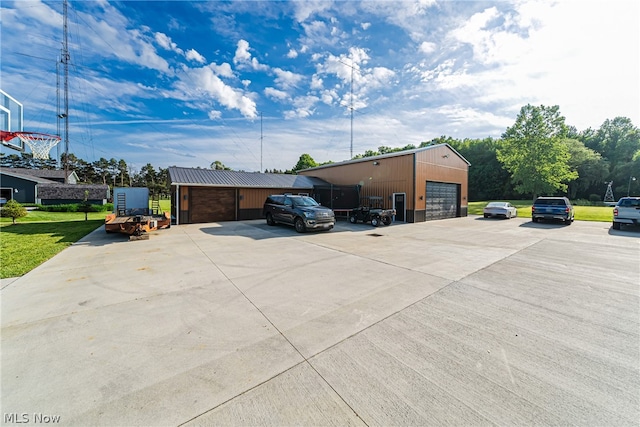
xmin=415 ymin=146 xmax=468 ymax=211
xmin=300 ymin=155 xmax=414 ymax=210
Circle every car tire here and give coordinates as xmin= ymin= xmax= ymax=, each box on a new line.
xmin=613 ymin=221 xmax=621 ymax=230
xmin=371 ymin=217 xmax=380 ymax=227
xmin=294 ymin=217 xmax=306 ymax=233
xmin=382 ymin=216 xmax=392 ymax=226
xmin=532 ymin=217 xmax=538 ymax=223
xmin=266 ymin=213 xmax=275 ymax=226
xmin=349 ymin=215 xmax=357 ymax=224
xmin=484 ymin=214 xmax=489 ymax=218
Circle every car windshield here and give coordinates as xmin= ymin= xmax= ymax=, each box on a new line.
xmin=292 ymin=196 xmax=319 ymax=207
xmin=487 ymin=202 xmax=506 ymax=207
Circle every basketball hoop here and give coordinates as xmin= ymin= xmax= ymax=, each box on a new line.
xmin=0 ymin=131 xmax=61 ymax=159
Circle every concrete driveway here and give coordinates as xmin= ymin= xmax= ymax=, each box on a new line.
xmin=1 ymin=217 xmax=639 ymax=426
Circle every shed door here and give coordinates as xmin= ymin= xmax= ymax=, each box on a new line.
xmin=425 ymin=182 xmax=459 ymax=220
xmin=190 ymin=188 xmax=236 ymax=223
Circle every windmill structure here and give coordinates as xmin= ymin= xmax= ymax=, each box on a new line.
xmin=604 ymin=181 xmax=615 ymax=203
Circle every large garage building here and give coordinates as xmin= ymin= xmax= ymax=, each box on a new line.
xmin=299 ymin=143 xmax=470 ymax=222
xmin=169 ymin=143 xmax=469 ymax=225
xmin=168 ymin=167 xmax=333 ymax=224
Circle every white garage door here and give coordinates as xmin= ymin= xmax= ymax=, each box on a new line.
xmin=426 ymin=181 xmax=459 ymax=220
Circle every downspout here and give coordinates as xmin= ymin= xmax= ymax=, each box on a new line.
xmin=413 ymin=153 xmax=417 ymax=222
xmin=175 ymin=184 xmax=179 ymax=225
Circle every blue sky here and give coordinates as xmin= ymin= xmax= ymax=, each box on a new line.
xmin=1 ymin=0 xmax=638 ymax=173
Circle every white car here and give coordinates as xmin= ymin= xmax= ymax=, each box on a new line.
xmin=483 ymin=201 xmax=517 ymax=219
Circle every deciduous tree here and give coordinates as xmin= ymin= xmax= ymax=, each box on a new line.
xmin=497 ymin=104 xmax=577 ymax=200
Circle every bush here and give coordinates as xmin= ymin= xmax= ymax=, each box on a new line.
xmin=1 ymin=199 xmax=27 ymax=224
xmin=589 ymin=194 xmax=601 ymax=203
xmin=37 ymin=203 xmax=112 ymax=213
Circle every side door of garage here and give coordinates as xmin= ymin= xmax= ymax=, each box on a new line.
xmin=425 ymin=181 xmax=460 ymax=220
xmin=189 ymin=187 xmax=236 ymax=223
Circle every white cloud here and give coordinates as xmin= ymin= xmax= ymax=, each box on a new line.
xmin=361 ymin=22 xmax=371 ymax=30
xmin=310 ymin=75 xmax=323 ymax=90
xmin=155 ymin=32 xmax=184 ymax=55
xmin=273 ymin=68 xmax=304 ymax=90
xmin=180 ymin=66 xmax=258 ymax=118
xmin=234 ymin=39 xmax=252 ymax=63
xmin=265 ymin=87 xmax=289 ymax=101
xmin=209 ymin=63 xmax=234 ymax=78
xmin=419 ymin=41 xmax=436 ymax=54
xmin=208 ymin=110 xmax=222 ymax=119
xmin=292 ymin=1 xmax=334 ymax=22
xmin=234 ymin=39 xmax=269 ymax=71
xmin=185 ymin=49 xmax=206 ymax=64
xmin=287 ymin=49 xmax=298 ymax=58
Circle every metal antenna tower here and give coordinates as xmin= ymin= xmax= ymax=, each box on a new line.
xmin=350 ymin=64 xmax=354 ymax=159
xmin=62 ymin=0 xmax=70 ymax=183
xmin=604 ymin=181 xmax=615 ymax=202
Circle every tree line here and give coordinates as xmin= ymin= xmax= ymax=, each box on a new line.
xmin=290 ymin=105 xmax=639 ymax=202
xmin=1 ymin=104 xmax=638 ymax=202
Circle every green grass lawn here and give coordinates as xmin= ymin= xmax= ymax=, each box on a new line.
xmin=468 ymin=200 xmax=613 ymax=222
xmin=0 ymin=200 xmax=172 ymax=279
xmin=1 ymin=219 xmax=104 ymax=278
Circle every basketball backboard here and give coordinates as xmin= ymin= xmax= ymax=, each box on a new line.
xmin=0 ymin=89 xmax=25 ymax=151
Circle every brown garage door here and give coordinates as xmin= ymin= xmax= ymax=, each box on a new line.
xmin=190 ymin=188 xmax=236 ymax=223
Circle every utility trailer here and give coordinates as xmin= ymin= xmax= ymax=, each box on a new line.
xmin=105 ymin=188 xmax=170 ymax=240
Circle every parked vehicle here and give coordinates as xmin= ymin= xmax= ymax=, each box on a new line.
xmin=531 ymin=197 xmax=574 ymax=224
xmin=0 ymin=197 xmax=7 ymax=206
xmin=263 ymin=194 xmax=335 ymax=233
xmin=349 ymin=196 xmax=396 ymax=227
xmin=612 ymin=197 xmax=640 ymax=230
xmin=483 ymin=201 xmax=517 ymax=219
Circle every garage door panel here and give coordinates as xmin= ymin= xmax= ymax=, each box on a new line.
xmin=190 ymin=188 xmax=236 ymax=223
xmin=426 ymin=182 xmax=458 ymax=220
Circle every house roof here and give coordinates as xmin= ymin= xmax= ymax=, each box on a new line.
xmin=168 ymin=167 xmax=330 ymax=188
xmin=2 ymin=167 xmax=79 ymax=181
xmin=38 ymin=184 xmax=109 ymax=200
xmin=0 ymin=168 xmax=55 ymax=184
xmin=300 ymin=143 xmax=471 ymax=172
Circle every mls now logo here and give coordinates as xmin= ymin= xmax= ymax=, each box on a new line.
xmin=4 ymin=413 xmax=61 ymax=424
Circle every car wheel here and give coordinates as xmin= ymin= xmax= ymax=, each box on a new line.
xmin=483 ymin=214 xmax=489 ymax=218
xmin=506 ymin=212 xmax=511 ymax=219
xmin=613 ymin=221 xmax=621 ymax=230
xmin=349 ymin=215 xmax=357 ymax=224
xmin=371 ymin=217 xmax=380 ymax=227
xmin=294 ymin=217 xmax=306 ymax=233
xmin=382 ymin=216 xmax=392 ymax=226
xmin=532 ymin=217 xmax=538 ymax=223
xmin=266 ymin=213 xmax=275 ymax=226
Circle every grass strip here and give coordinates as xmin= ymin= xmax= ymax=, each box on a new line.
xmin=467 ymin=200 xmax=613 ymax=222
xmin=0 ymin=220 xmax=103 ymax=278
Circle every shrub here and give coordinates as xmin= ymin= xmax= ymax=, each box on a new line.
xmin=1 ymin=199 xmax=27 ymax=224
xmin=589 ymin=194 xmax=601 ymax=203
xmin=37 ymin=203 xmax=111 ymax=213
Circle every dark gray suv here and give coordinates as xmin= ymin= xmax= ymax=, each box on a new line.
xmin=263 ymin=194 xmax=335 ymax=232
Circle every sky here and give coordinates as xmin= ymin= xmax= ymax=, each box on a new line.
xmin=1 ymin=0 xmax=638 ymax=173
